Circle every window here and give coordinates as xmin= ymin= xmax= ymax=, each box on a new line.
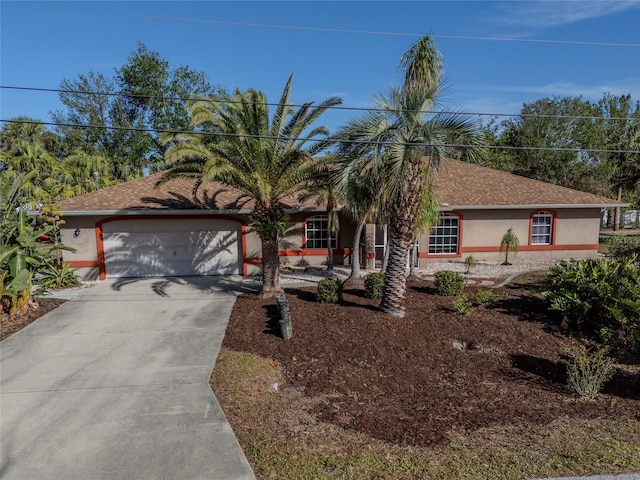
xmin=531 ymin=212 xmax=553 ymax=245
xmin=305 ymin=216 xmax=336 ymax=250
xmin=428 ymin=214 xmax=459 ymax=254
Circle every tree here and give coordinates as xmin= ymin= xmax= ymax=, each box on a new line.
xmin=500 ymin=227 xmax=519 ymax=265
xmin=162 ymin=75 xmax=341 ymax=297
xmin=52 ymin=43 xmax=223 ymax=180
xmin=335 ymin=35 xmax=485 ymax=317
xmin=116 ymin=42 xmax=224 ymax=172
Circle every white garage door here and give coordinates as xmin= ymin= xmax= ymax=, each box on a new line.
xmin=102 ymin=218 xmax=241 ymax=278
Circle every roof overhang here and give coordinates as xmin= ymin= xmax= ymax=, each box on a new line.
xmin=440 ymin=203 xmax=629 ymax=211
xmin=59 ymin=206 xmax=334 ymax=217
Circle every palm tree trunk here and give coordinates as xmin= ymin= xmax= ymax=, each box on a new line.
xmin=614 ymin=186 xmax=622 ymax=231
xmin=260 ymin=236 xmax=281 ymax=298
xmin=343 ymin=219 xmax=366 ymax=289
xmin=380 ymin=227 xmax=411 ymax=317
xmin=408 ymin=236 xmax=419 ymax=278
xmin=380 ymin=160 xmax=424 ymax=317
xmin=326 ymin=205 xmax=334 ymax=270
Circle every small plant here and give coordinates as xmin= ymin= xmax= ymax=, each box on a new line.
xmin=464 ymin=255 xmax=477 ymax=274
xmin=364 ymin=272 xmax=385 ymax=299
xmin=36 ymin=263 xmax=79 ymax=289
xmin=452 ymin=294 xmax=475 ymax=315
xmin=475 ymin=289 xmax=508 ymax=307
xmin=317 ymin=278 xmax=342 ymax=304
xmin=434 ymin=270 xmax=464 ymax=296
xmin=500 ymin=227 xmax=520 ymax=265
xmin=566 ymin=344 xmax=616 ymax=399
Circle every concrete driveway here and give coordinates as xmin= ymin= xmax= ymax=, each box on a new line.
xmin=1 ymin=276 xmax=257 ymax=480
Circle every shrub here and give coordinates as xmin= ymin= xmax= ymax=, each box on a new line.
xmin=434 ymin=270 xmax=464 ymax=296
xmin=452 ymin=294 xmax=474 ymax=315
xmin=36 ymin=263 xmax=79 ymax=289
xmin=566 ymin=344 xmax=616 ymax=399
xmin=543 ymin=258 xmax=640 ymax=355
xmin=606 ymin=235 xmax=640 ymax=265
xmin=317 ymin=278 xmax=342 ymax=304
xmin=364 ymin=272 xmax=385 ymax=299
xmin=475 ymin=289 xmax=508 ymax=308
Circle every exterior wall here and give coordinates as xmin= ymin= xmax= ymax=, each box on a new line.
xmin=278 ymin=212 xmax=351 ymax=269
xmin=61 ymin=210 xmax=353 ymax=280
xmin=61 ymin=213 xmax=250 ymax=280
xmin=417 ymin=207 xmax=602 ymax=267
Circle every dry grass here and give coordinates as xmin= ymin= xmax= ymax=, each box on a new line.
xmin=211 ymin=350 xmax=640 ymax=480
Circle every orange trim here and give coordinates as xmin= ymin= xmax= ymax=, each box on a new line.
xmin=279 ymin=249 xmax=346 ymax=257
xmin=64 ymin=260 xmax=100 ymax=268
xmin=244 ymin=257 xmax=262 ymax=264
xmin=529 ymin=209 xmax=557 ymax=247
xmin=364 ymin=253 xmax=376 ymax=259
xmin=94 ymin=215 xmax=247 ymax=280
xmin=95 ymin=223 xmax=106 ymax=280
xmin=419 ymin=252 xmax=460 ymax=258
xmin=460 ymin=244 xmax=598 ymax=253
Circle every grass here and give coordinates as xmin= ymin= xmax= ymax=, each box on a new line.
xmin=211 ymin=350 xmax=640 ymax=480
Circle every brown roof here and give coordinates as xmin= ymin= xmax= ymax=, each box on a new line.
xmin=55 ymin=171 xmax=324 ymax=213
xmin=433 ymin=160 xmax=623 ymax=208
xmin=56 ymin=159 xmax=624 ymax=214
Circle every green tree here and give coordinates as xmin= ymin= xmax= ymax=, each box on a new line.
xmin=162 ymin=75 xmax=341 ymax=297
xmin=335 ymin=35 xmax=485 ymax=317
xmin=115 ymin=42 xmax=224 ymax=172
xmin=500 ymin=227 xmax=520 ymax=266
xmin=52 ymin=43 xmax=223 ymax=180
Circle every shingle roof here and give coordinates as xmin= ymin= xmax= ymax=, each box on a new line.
xmin=433 ymin=160 xmax=623 ymax=209
xmin=56 ymin=159 xmax=624 ymax=214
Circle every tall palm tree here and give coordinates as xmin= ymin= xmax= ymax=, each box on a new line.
xmin=335 ymin=35 xmax=485 ymax=317
xmin=161 ymin=75 xmax=341 ymax=297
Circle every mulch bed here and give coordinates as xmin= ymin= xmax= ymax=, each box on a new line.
xmin=221 ymin=282 xmax=640 ymax=447
xmin=1 ymin=297 xmax=67 ymax=341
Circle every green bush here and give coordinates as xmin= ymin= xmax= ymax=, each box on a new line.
xmin=317 ymin=278 xmax=342 ymax=304
xmin=566 ymin=344 xmax=616 ymax=399
xmin=36 ymin=263 xmax=79 ymax=289
xmin=434 ymin=270 xmax=465 ymax=296
xmin=543 ymin=258 xmax=640 ymax=355
xmin=475 ymin=289 xmax=508 ymax=307
xmin=452 ymin=294 xmax=474 ymax=315
xmin=606 ymin=236 xmax=640 ymax=264
xmin=364 ymin=272 xmax=385 ymax=299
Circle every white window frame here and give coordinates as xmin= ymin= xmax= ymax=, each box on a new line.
xmin=305 ymin=215 xmax=337 ymax=250
xmin=531 ymin=212 xmax=553 ymax=245
xmin=428 ymin=214 xmax=459 ymax=255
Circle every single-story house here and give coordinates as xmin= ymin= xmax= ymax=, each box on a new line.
xmin=55 ymin=159 xmax=626 ymax=281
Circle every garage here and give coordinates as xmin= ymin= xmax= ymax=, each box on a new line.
xmin=101 ymin=217 xmax=242 ymax=278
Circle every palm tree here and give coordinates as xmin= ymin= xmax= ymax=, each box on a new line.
xmin=162 ymin=75 xmax=341 ymax=297
xmin=500 ymin=227 xmax=520 ymax=265
xmin=335 ymin=35 xmax=485 ymax=317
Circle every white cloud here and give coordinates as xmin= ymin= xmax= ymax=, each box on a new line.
xmin=496 ymin=0 xmax=640 ymax=28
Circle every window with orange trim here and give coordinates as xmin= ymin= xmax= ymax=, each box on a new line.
xmin=531 ymin=211 xmax=553 ymax=245
xmin=305 ymin=215 xmax=336 ymax=249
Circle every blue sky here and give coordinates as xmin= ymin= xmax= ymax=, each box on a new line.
xmin=1 ymin=1 xmax=639 ymax=133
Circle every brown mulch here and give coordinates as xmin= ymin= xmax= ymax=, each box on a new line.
xmin=1 ymin=298 xmax=66 ymax=341
xmin=221 ymin=282 xmax=640 ymax=447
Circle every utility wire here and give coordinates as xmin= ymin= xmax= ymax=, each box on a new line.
xmin=2 ymin=118 xmax=639 ymax=155
xmin=4 ymin=3 xmax=640 ymax=48
xmin=2 ymin=85 xmax=637 ymax=123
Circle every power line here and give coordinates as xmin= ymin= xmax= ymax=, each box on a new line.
xmin=2 ymin=85 xmax=637 ymax=123
xmin=4 ymin=3 xmax=640 ymax=48
xmin=2 ymin=118 xmax=639 ymax=155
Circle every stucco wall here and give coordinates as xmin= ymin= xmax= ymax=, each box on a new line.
xmin=417 ymin=207 xmax=602 ymax=265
